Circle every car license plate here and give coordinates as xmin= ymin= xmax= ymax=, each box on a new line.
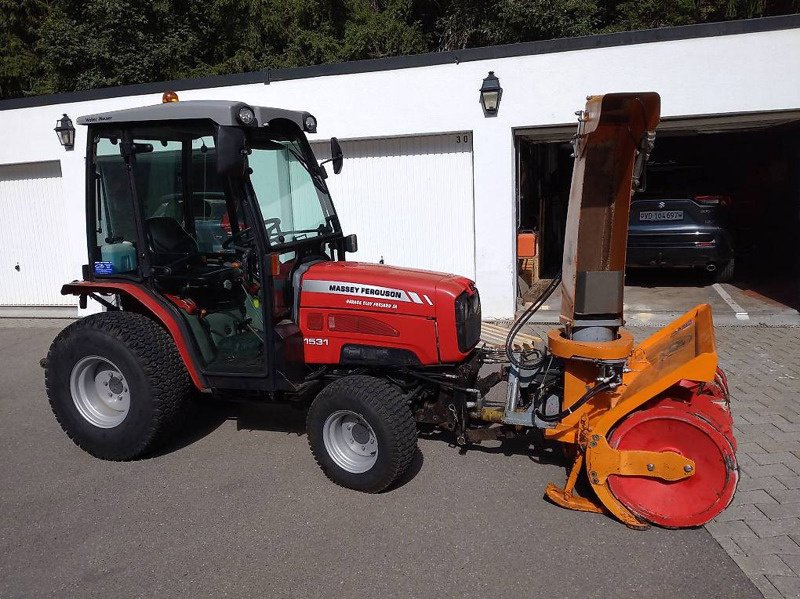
xmin=639 ymin=210 xmax=683 ymax=222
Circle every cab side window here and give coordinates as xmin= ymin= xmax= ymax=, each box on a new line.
xmin=131 ymin=133 xmax=231 ymax=254
xmin=94 ymin=136 xmax=138 ymax=276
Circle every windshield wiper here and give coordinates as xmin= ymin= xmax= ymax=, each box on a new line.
xmin=286 ymin=146 xmax=329 ymax=193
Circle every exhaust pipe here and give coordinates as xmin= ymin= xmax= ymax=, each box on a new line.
xmin=706 ymin=263 xmax=717 ymax=272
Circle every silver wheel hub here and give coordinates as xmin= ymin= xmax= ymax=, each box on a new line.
xmin=69 ymin=356 xmax=131 ymax=428
xmin=322 ymin=410 xmax=378 ymax=473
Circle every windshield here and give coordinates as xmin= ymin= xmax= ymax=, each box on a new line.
xmin=246 ymin=123 xmax=338 ymax=247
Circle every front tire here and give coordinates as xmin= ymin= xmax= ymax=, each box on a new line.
xmin=45 ymin=311 xmax=192 ymax=460
xmin=307 ymin=375 xmax=417 ymax=493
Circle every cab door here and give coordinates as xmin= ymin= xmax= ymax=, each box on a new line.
xmin=127 ymin=125 xmax=273 ymax=389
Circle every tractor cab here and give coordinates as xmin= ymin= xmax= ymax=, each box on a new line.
xmin=77 ymin=100 xmax=350 ymax=390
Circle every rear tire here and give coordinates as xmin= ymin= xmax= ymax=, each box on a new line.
xmin=713 ymin=259 xmax=735 ymax=283
xmin=307 ymin=375 xmax=417 ymax=493
xmin=45 ymin=311 xmax=192 ymax=460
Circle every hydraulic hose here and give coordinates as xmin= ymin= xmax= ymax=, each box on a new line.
xmin=534 ymin=379 xmax=614 ymax=423
xmin=504 ymin=272 xmax=562 ymax=368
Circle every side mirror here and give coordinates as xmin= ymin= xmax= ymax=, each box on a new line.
xmin=216 ymin=126 xmax=247 ymax=177
xmin=344 ymin=233 xmax=358 ymax=253
xmin=330 ymin=137 xmax=343 ymax=174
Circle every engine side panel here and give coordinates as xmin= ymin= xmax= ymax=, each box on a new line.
xmin=298 ymin=261 xmax=478 ymax=365
xmin=299 ymin=308 xmax=440 ymax=364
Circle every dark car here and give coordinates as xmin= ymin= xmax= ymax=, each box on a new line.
xmin=626 ymin=164 xmax=735 ymax=282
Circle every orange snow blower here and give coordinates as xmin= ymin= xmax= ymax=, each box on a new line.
xmin=480 ymin=92 xmax=738 ymax=529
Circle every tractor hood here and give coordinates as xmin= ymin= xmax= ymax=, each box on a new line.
xmin=299 ymin=261 xmax=474 ymax=318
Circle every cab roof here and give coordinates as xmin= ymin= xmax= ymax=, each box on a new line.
xmin=76 ymin=100 xmax=312 ymax=129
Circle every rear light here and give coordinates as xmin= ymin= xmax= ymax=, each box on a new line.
xmin=328 ymin=314 xmax=399 ymax=337
xmin=220 ymin=213 xmax=232 ymax=234
xmin=694 ymin=195 xmax=732 ymax=208
xmin=695 ymin=241 xmax=716 ymax=247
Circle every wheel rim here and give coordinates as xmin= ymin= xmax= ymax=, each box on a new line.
xmin=322 ymin=410 xmax=378 ymax=473
xmin=69 ymin=355 xmax=131 ymax=428
xmin=607 ymin=406 xmax=738 ymax=528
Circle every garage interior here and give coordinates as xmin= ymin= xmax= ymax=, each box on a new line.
xmin=515 ymin=112 xmax=800 ymax=316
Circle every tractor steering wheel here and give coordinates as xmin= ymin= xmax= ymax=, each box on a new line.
xmin=222 ymin=226 xmax=255 ymax=252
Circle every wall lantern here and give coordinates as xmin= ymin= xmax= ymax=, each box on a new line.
xmin=54 ymin=113 xmax=75 ymax=150
xmin=479 ymin=71 xmax=502 ymax=114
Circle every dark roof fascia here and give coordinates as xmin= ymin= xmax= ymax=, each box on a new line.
xmin=2 ymin=14 xmax=798 ymax=112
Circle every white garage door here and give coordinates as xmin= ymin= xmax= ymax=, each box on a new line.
xmin=0 ymin=161 xmax=76 ymax=306
xmin=312 ymin=132 xmax=475 ymax=279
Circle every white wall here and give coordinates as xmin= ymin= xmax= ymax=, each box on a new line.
xmin=312 ymin=133 xmax=476 ymax=280
xmin=1 ymin=27 xmax=799 ymax=318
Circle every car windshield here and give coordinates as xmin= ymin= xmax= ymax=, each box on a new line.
xmin=246 ymin=124 xmax=337 ymax=247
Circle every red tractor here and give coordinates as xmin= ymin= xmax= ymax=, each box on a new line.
xmin=45 ymin=93 xmax=738 ymax=528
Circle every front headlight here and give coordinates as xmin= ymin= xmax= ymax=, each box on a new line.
xmin=303 ymin=114 xmax=317 ymax=133
xmin=237 ymin=106 xmax=256 ymax=126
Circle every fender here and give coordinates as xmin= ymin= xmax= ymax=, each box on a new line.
xmin=61 ymin=281 xmax=208 ymax=391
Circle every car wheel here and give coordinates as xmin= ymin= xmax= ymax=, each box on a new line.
xmin=307 ymin=375 xmax=417 ymax=493
xmin=714 ymin=259 xmax=735 ymax=283
xmin=45 ymin=311 xmax=192 ymax=460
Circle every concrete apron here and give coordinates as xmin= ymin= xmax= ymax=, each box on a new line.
xmin=514 ymin=283 xmax=800 ymax=327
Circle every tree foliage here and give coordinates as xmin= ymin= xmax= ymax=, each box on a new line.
xmin=0 ymin=0 xmax=48 ymax=97
xmin=1 ymin=0 xmax=797 ymax=99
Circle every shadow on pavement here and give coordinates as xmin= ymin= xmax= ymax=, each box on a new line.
xmin=151 ymin=398 xmax=308 ymax=459
xmin=232 ymin=401 xmax=307 ymax=435
xmin=419 ymin=427 xmax=566 ymax=466
xmin=730 ymin=272 xmax=800 ymax=311
xmin=625 ymin=268 xmax=711 ymax=288
xmin=149 ymin=399 xmax=230 ymax=457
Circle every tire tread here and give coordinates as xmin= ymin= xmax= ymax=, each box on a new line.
xmin=307 ymin=375 xmax=417 ymax=492
xmin=45 ymin=311 xmax=192 ymax=460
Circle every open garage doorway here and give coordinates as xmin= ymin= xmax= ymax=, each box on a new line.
xmin=514 ymin=111 xmax=800 ymax=321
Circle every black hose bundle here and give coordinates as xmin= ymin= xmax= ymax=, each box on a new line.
xmin=504 ymin=273 xmax=562 ymax=368
xmin=504 ymin=273 xmax=617 ymax=423
xmin=534 ymin=379 xmax=614 ymax=423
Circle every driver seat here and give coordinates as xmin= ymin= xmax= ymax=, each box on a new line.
xmin=147 ymin=216 xmax=199 ymax=266
xmin=146 ymin=216 xmax=240 ymax=309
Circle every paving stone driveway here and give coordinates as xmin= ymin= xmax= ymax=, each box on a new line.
xmin=492 ymin=322 xmax=800 ymax=598
xmin=705 ymin=326 xmax=800 ymax=599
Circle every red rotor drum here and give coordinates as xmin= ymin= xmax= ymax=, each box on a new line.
xmin=607 ymin=406 xmax=738 ymax=528
xmin=654 ymin=381 xmax=737 ymax=452
xmin=655 ymin=395 xmax=736 ymax=452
